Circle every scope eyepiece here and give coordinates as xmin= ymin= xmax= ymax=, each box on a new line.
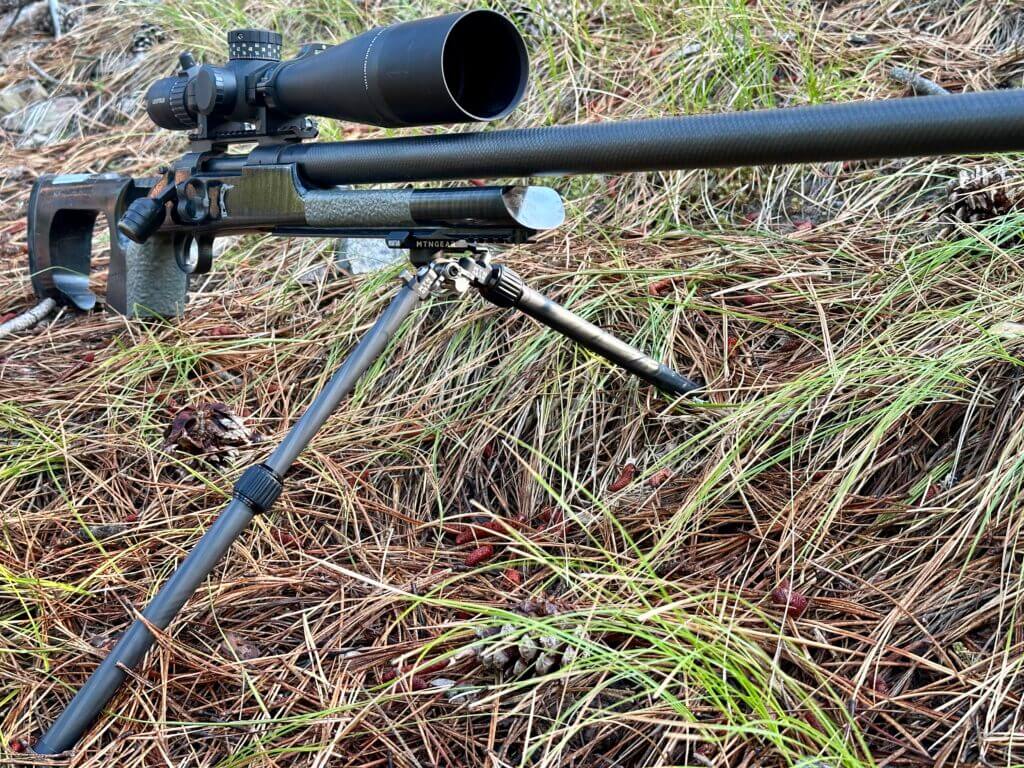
xmin=145 ymin=75 xmax=197 ymax=130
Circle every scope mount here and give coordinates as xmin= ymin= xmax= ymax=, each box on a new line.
xmin=165 ymin=29 xmax=327 ymax=151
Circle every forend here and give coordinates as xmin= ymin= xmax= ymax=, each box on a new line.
xmin=143 ymin=10 xmax=529 ymax=145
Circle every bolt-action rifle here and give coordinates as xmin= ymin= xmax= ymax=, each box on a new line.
xmin=25 ymin=9 xmax=1024 ymax=755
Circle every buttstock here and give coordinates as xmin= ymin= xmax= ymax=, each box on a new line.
xmin=27 ymin=173 xmax=187 ymax=317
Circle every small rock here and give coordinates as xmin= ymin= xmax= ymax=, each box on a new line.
xmin=680 ymin=42 xmax=703 ymax=58
xmin=333 ymin=237 xmax=404 ymax=275
xmin=296 ymin=263 xmax=331 ymax=286
xmin=76 ymin=522 xmax=128 ymax=541
xmin=2 ymin=96 xmax=80 ymax=146
xmin=846 ymin=33 xmax=878 ymax=46
xmin=0 ymin=79 xmax=47 ymax=117
xmin=218 ymin=631 xmax=261 ymax=661
xmin=212 ymin=235 xmax=240 ymax=258
xmin=445 ymin=685 xmax=481 ymax=705
xmin=109 ymin=92 xmax=142 ymax=121
xmin=86 ymin=630 xmax=121 ymax=650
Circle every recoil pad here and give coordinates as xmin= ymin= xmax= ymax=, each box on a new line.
xmin=233 ymin=464 xmax=283 ymax=514
xmin=481 ymin=265 xmax=525 ymax=307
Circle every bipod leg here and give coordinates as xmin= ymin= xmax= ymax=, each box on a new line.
xmin=34 ymin=266 xmax=441 ymax=755
xmin=472 ymin=260 xmax=699 ymax=397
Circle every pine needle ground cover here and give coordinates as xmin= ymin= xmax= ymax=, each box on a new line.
xmin=2 ymin=1 xmax=1024 ymax=765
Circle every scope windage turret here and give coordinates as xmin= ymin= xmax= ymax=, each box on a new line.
xmin=144 ymin=10 xmax=528 ymax=136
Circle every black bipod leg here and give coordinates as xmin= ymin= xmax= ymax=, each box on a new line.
xmin=33 ymin=266 xmax=442 ymax=755
xmin=471 ymin=259 xmax=699 ymax=397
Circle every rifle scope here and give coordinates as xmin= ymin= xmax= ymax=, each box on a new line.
xmin=144 ymin=10 xmax=528 ymax=136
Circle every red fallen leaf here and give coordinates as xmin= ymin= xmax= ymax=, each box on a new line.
xmin=482 ymin=441 xmax=495 ymax=459
xmin=414 ymin=659 xmax=449 ymax=676
xmin=793 ymin=219 xmax=814 ymax=232
xmin=410 ymin=675 xmax=430 ymax=691
xmin=695 ymin=742 xmax=716 ymax=757
xmin=503 ymin=568 xmax=523 ymax=586
xmin=456 ymin=518 xmax=517 ymax=545
xmin=124 ymin=512 xmax=139 ymax=523
xmin=801 ymin=709 xmax=822 ymax=731
xmin=82 ymin=351 xmax=96 ymax=363
xmin=8 ymin=738 xmax=28 ymax=753
xmin=727 ymin=336 xmax=740 ymax=352
xmin=648 ymin=277 xmax=675 ymax=297
xmin=780 ymin=337 xmax=802 ymax=353
xmin=455 ymin=526 xmax=481 ymax=545
xmin=465 ymin=544 xmax=495 ymax=567
xmin=771 ymin=581 xmax=809 ymax=618
xmin=608 ymin=462 xmax=637 ymax=492
xmin=0 ymin=312 xmax=17 ymax=324
xmin=209 ymin=325 xmax=234 ymax=337
xmin=870 ymin=675 xmax=891 ymax=696
xmin=469 ymin=178 xmax=486 ymax=187
xmin=739 ymin=294 xmax=766 ymax=306
xmin=537 ymin=506 xmax=564 ymax=528
xmin=445 ymin=523 xmax=469 ymax=539
xmin=647 ymin=468 xmax=673 ymax=488
xmin=275 ymin=530 xmax=299 ymax=546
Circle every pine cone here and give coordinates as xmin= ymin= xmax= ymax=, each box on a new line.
xmin=131 ymin=23 xmax=166 ymax=53
xmin=161 ymin=402 xmax=260 ymax=473
xmin=473 ymin=623 xmax=585 ymax=678
xmin=507 ymin=2 xmax=606 ymax=42
xmin=946 ymin=167 xmax=1021 ymax=224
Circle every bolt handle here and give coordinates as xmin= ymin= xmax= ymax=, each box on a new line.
xmin=118 ymin=189 xmax=172 ymax=244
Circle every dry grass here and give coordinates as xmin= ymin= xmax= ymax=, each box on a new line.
xmin=3 ymin=0 xmax=1024 ymax=765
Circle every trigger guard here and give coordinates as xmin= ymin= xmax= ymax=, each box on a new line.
xmin=173 ymin=234 xmax=215 ymax=275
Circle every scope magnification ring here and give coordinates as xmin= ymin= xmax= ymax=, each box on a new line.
xmin=168 ymin=78 xmax=196 ymax=128
xmin=228 ymin=29 xmax=282 ymax=61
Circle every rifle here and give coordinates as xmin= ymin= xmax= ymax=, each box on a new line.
xmin=26 ymin=9 xmax=1024 ymax=755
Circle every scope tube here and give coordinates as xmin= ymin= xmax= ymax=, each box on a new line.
xmin=265 ymin=10 xmax=528 ymax=128
xmin=224 ymin=90 xmax=1024 ymax=186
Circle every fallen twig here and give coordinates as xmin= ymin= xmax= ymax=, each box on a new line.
xmin=47 ymin=0 xmax=60 ymax=37
xmin=0 ymin=298 xmax=56 ymax=338
xmin=889 ymin=65 xmax=950 ymax=97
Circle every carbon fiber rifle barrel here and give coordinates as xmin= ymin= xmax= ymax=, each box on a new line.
xmin=209 ymin=90 xmax=1024 ymax=186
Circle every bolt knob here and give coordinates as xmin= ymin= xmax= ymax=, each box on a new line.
xmin=227 ymin=29 xmax=282 ymax=61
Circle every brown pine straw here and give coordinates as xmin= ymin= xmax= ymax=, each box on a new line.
xmin=3 ymin=1 xmax=1024 ymax=766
